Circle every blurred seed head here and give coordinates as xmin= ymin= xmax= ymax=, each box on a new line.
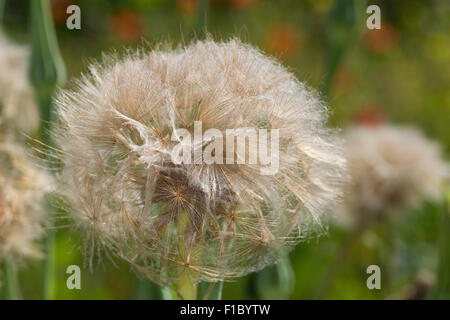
xmin=340 ymin=124 xmax=449 ymax=227
xmin=0 ymin=139 xmax=51 ymax=262
xmin=52 ymin=38 xmax=346 ymax=287
xmin=0 ymin=33 xmax=40 ymax=136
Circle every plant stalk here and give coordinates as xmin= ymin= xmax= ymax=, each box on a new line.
xmin=4 ymin=259 xmax=22 ymax=300
xmin=29 ymin=0 xmax=66 ymax=300
xmin=0 ymin=0 xmax=5 ymax=26
xmin=177 ymin=209 xmax=200 ymax=300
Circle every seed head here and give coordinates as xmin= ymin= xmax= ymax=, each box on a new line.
xmin=0 ymin=32 xmax=39 ymax=136
xmin=340 ymin=125 xmax=449 ymax=226
xmin=0 ymin=139 xmax=50 ymax=261
xmin=53 ymin=38 xmax=346 ymax=286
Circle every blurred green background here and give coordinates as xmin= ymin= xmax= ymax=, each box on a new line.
xmin=1 ymin=0 xmax=449 ymax=299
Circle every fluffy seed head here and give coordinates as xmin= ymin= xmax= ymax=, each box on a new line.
xmin=0 ymin=139 xmax=50 ymax=261
xmin=53 ymin=38 xmax=346 ymax=287
xmin=0 ymin=32 xmax=39 ymax=136
xmin=340 ymin=124 xmax=449 ymax=226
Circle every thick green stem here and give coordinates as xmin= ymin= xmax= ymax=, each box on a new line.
xmin=177 ymin=209 xmax=200 ymax=300
xmin=134 ymin=276 xmax=164 ymax=300
xmin=4 ymin=259 xmax=22 ymax=300
xmin=29 ymin=0 xmax=66 ymax=300
xmin=178 ymin=269 xmax=198 ymax=300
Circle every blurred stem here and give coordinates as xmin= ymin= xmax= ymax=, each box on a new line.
xmin=196 ymin=0 xmax=208 ymax=38
xmin=30 ymin=0 xmax=66 ymax=141
xmin=4 ymin=259 xmax=22 ymax=300
xmin=0 ymin=0 xmax=5 ymax=26
xmin=199 ymin=281 xmax=223 ymax=300
xmin=274 ymin=252 xmax=295 ymax=298
xmin=381 ymin=221 xmax=394 ymax=296
xmin=30 ymin=0 xmax=66 ymax=89
xmin=430 ymin=190 xmax=450 ymax=299
xmin=177 ymin=209 xmax=199 ymax=300
xmin=254 ymin=251 xmax=295 ymax=299
xmin=316 ymin=227 xmax=362 ymax=298
xmin=42 ymin=227 xmax=55 ymax=299
xmin=322 ymin=0 xmax=357 ymax=97
xmin=134 ymin=276 xmax=162 ymax=300
xmin=29 ymin=0 xmax=66 ymax=300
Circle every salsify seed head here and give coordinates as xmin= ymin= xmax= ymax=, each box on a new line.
xmin=0 ymin=139 xmax=51 ymax=261
xmin=53 ymin=38 xmax=346 ymax=287
xmin=0 ymin=32 xmax=40 ymax=136
xmin=340 ymin=124 xmax=449 ymax=227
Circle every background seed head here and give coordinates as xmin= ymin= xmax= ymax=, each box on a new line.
xmin=0 ymin=32 xmax=40 ymax=136
xmin=0 ymin=140 xmax=51 ymax=262
xmin=340 ymin=124 xmax=449 ymax=227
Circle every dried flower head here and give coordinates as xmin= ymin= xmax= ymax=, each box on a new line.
xmin=0 ymin=139 xmax=50 ymax=261
xmin=340 ymin=125 xmax=449 ymax=226
xmin=0 ymin=32 xmax=40 ymax=136
xmin=53 ymin=38 xmax=346 ymax=289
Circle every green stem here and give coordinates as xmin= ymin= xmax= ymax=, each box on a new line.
xmin=134 ymin=276 xmax=163 ymax=300
xmin=29 ymin=0 xmax=66 ymax=300
xmin=178 ymin=269 xmax=198 ymax=300
xmin=199 ymin=281 xmax=223 ymax=300
xmin=254 ymin=251 xmax=294 ymax=300
xmin=430 ymin=190 xmax=450 ymax=299
xmin=196 ymin=0 xmax=208 ymax=38
xmin=316 ymin=227 xmax=362 ymax=298
xmin=43 ymin=228 xmax=55 ymax=299
xmin=4 ymin=259 xmax=22 ymax=300
xmin=30 ymin=0 xmax=66 ymax=92
xmin=177 ymin=209 xmax=200 ymax=300
xmin=322 ymin=0 xmax=357 ymax=97
xmin=0 ymin=0 xmax=5 ymax=26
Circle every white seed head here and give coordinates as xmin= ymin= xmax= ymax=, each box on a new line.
xmin=0 ymin=32 xmax=40 ymax=136
xmin=0 ymin=139 xmax=51 ymax=261
xmin=53 ymin=38 xmax=347 ymax=286
xmin=340 ymin=124 xmax=449 ymax=226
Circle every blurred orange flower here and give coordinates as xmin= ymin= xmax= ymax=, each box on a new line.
xmin=356 ymin=105 xmax=386 ymax=127
xmin=363 ymin=23 xmax=398 ymax=54
xmin=265 ymin=24 xmax=297 ymax=56
xmin=177 ymin=0 xmax=198 ymax=14
xmin=50 ymin=0 xmax=76 ymax=24
xmin=226 ymin=0 xmax=257 ymax=10
xmin=110 ymin=10 xmax=144 ymax=43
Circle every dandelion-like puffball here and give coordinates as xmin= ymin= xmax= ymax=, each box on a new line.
xmin=53 ymin=39 xmax=346 ymax=289
xmin=341 ymin=125 xmax=449 ymax=226
xmin=0 ymin=140 xmax=50 ymax=261
xmin=0 ymin=32 xmax=39 ymax=135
